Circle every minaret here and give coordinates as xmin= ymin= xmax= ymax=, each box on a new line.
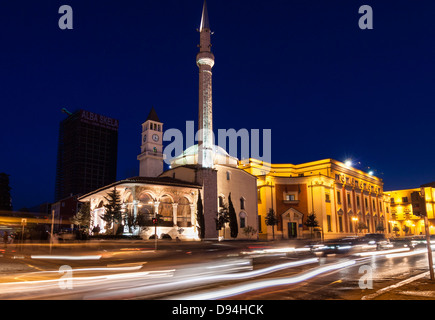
xmin=196 ymin=1 xmax=219 ymax=240
xmin=197 ymin=0 xmax=215 ymax=169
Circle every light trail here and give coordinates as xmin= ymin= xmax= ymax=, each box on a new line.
xmin=354 ymin=248 xmax=410 ymax=257
xmin=30 ymin=255 xmax=102 ymax=260
xmin=84 ymin=258 xmax=320 ymax=300
xmin=173 ymin=259 xmax=356 ymax=300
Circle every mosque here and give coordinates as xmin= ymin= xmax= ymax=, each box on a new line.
xmin=79 ymin=1 xmax=259 ymax=241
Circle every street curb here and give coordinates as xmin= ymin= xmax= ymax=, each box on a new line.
xmin=361 ymin=271 xmax=430 ymax=300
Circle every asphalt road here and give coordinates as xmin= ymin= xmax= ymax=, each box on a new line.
xmin=0 ymin=240 xmax=433 ymax=301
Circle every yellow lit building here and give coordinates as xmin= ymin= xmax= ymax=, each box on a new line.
xmin=386 ymin=182 xmax=435 ymax=236
xmin=240 ymin=158 xmax=391 ymax=240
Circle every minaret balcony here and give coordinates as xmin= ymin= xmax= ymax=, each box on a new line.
xmin=196 ymin=52 xmax=215 ymax=67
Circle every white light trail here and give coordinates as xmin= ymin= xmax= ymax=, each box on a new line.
xmin=174 ymin=259 xmax=356 ymax=300
xmin=355 ymin=248 xmax=410 ymax=257
xmin=31 ymin=255 xmax=102 ymax=260
xmin=84 ymin=258 xmax=319 ymax=300
xmin=386 ymin=248 xmax=428 ymax=259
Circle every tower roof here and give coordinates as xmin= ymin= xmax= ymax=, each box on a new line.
xmin=199 ymin=0 xmax=210 ymax=32
xmin=146 ymin=106 xmax=161 ymax=122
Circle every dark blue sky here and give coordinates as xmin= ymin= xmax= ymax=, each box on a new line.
xmin=1 ymin=0 xmax=435 ymax=210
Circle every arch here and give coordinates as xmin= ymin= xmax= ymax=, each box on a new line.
xmin=158 ymin=195 xmax=174 ymax=227
xmin=177 ymin=197 xmax=192 ymax=228
xmin=159 ymin=193 xmax=175 ymax=203
xmin=137 ymin=193 xmax=154 ymax=226
xmin=138 ymin=191 xmax=157 ymax=202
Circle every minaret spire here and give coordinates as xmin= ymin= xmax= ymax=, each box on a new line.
xmin=199 ymin=0 xmax=210 ymax=32
xmin=197 ymin=0 xmax=215 ymax=168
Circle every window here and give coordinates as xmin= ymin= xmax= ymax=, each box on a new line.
xmin=347 ymin=194 xmax=351 ymax=206
xmin=402 ymin=197 xmax=409 ymax=203
xmin=226 ymin=171 xmax=231 ymax=181
xmin=373 ymin=199 xmax=376 ymax=210
xmin=240 ymin=198 xmax=245 ymax=210
xmin=325 ymin=193 xmax=331 ymax=203
xmin=258 ymin=215 xmax=262 ymax=233
xmin=257 ymin=189 xmax=261 ymax=204
xmin=327 ymin=215 xmax=332 ymax=232
xmin=365 ymin=198 xmax=368 ymax=209
xmin=390 ymin=198 xmax=395 ymax=204
xmin=337 ymin=191 xmax=341 ymax=204
xmin=285 ymin=194 xmax=296 ymax=201
xmin=379 ymin=201 xmax=382 ymax=212
xmin=339 ymin=216 xmax=343 ymax=232
xmin=239 ymin=212 xmax=247 ymax=229
xmin=218 ymin=196 xmax=224 ymax=208
xmin=356 ymin=196 xmax=360 ymax=208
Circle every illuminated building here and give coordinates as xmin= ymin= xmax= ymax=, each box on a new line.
xmin=386 ymin=182 xmax=435 ymax=236
xmin=240 ymin=158 xmax=391 ymax=240
xmin=79 ymin=1 xmax=258 ymax=240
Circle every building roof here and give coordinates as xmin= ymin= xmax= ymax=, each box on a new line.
xmin=146 ymin=106 xmax=161 ymax=123
xmin=78 ymin=176 xmax=202 ymax=201
xmin=421 ymin=181 xmax=435 ymax=188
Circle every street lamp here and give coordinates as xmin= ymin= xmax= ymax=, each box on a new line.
xmin=352 ymin=217 xmax=358 ymax=236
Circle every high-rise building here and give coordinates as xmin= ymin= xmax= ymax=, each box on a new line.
xmin=55 ymin=109 xmax=119 ymax=201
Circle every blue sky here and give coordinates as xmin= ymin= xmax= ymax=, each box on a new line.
xmin=1 ymin=0 xmax=435 ymax=209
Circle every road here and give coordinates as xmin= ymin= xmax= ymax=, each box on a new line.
xmin=0 ymin=240 xmax=433 ymax=300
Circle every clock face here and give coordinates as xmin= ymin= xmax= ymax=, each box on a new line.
xmin=152 ymin=134 xmax=159 ymax=142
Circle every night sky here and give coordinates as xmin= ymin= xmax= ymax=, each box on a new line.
xmin=1 ymin=0 xmax=435 ymax=210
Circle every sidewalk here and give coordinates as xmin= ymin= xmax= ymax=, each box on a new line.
xmin=362 ymin=272 xmax=435 ymax=300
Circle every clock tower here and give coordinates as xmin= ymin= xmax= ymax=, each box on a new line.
xmin=138 ymin=107 xmax=164 ymax=177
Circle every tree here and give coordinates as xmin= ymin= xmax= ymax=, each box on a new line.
xmin=402 ymin=225 xmax=411 ymax=236
xmin=71 ymin=201 xmax=91 ymax=231
xmin=196 ymin=192 xmax=205 ymax=240
xmin=243 ymin=226 xmax=257 ymax=240
xmin=215 ymin=201 xmax=230 ymax=239
xmin=228 ymin=193 xmax=238 ymax=239
xmin=305 ymin=213 xmax=320 ymax=238
xmin=375 ymin=223 xmax=385 ymax=233
xmin=101 ymin=188 xmax=123 ymax=235
xmin=265 ymin=208 xmax=279 ymax=240
xmin=357 ymin=221 xmax=369 ymax=233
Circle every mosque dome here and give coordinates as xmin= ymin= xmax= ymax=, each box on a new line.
xmin=170 ymin=144 xmax=239 ymax=168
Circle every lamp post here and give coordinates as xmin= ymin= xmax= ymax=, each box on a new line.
xmin=420 ymin=187 xmax=434 ymax=281
xmin=352 ymin=217 xmax=358 ymax=236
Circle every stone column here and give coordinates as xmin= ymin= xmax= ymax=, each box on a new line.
xmin=190 ymin=204 xmax=196 ymax=228
xmin=172 ymin=203 xmax=178 ymax=227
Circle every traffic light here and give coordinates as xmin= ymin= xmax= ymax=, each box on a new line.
xmin=152 ymin=214 xmax=164 ymax=225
